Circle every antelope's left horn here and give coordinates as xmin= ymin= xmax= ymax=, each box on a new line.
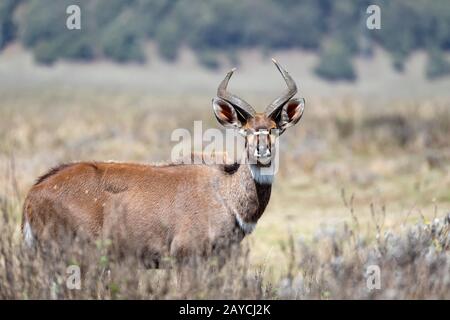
xmin=265 ymin=58 xmax=297 ymax=117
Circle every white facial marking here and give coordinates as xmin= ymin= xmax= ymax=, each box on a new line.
xmin=23 ymin=220 xmax=35 ymax=247
xmin=253 ymin=129 xmax=269 ymax=136
xmin=235 ymin=213 xmax=257 ymax=234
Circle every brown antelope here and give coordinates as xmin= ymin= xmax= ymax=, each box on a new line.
xmin=21 ymin=59 xmax=305 ymax=265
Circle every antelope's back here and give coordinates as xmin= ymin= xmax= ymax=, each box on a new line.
xmin=21 ymin=161 xmax=227 ymax=244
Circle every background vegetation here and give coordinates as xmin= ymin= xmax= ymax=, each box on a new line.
xmin=1 ymin=190 xmax=449 ymax=299
xmin=2 ymin=0 xmax=450 ymax=80
xmin=0 ymin=88 xmax=449 ymax=299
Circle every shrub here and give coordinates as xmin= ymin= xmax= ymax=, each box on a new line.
xmin=315 ymin=40 xmax=356 ymax=81
xmin=196 ymin=50 xmax=220 ymax=70
xmin=0 ymin=0 xmax=19 ymax=50
xmin=100 ymin=16 xmax=145 ymax=63
xmin=155 ymin=18 xmax=180 ymax=61
xmin=6 ymin=0 xmax=450 ymax=78
xmin=426 ymin=47 xmax=450 ymax=79
xmin=1 ymin=186 xmax=448 ymax=299
xmin=21 ymin=0 xmax=95 ymax=64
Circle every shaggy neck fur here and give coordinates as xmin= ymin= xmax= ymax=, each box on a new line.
xmin=227 ymin=163 xmax=273 ymax=235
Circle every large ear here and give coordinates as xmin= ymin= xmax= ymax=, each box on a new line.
xmin=276 ymin=98 xmax=305 ymax=131
xmin=212 ymin=97 xmax=243 ymax=129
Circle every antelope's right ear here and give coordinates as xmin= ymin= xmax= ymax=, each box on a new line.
xmin=212 ymin=97 xmax=243 ymax=129
xmin=277 ymin=97 xmax=305 ymax=130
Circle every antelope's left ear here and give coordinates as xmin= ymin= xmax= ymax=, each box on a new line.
xmin=277 ymin=98 xmax=305 ymax=131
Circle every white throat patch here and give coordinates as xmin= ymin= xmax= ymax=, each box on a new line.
xmin=249 ymin=164 xmax=274 ymax=185
xmin=235 ymin=213 xmax=257 ymax=234
xmin=23 ymin=220 xmax=35 ymax=247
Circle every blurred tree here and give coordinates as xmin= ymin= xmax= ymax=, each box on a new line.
xmin=99 ymin=10 xmax=145 ymax=63
xmin=426 ymin=47 xmax=450 ymax=79
xmin=0 ymin=0 xmax=20 ymax=50
xmin=325 ymin=0 xmax=360 ymax=54
xmin=94 ymin=0 xmax=134 ymax=28
xmin=155 ymin=15 xmax=181 ymax=61
xmin=315 ymin=39 xmax=356 ymax=81
xmin=135 ymin=0 xmax=177 ymax=37
xmin=196 ymin=49 xmax=220 ymax=70
xmin=20 ymin=0 xmax=94 ymax=64
xmin=375 ymin=1 xmax=418 ymax=72
xmin=5 ymin=0 xmax=450 ymax=79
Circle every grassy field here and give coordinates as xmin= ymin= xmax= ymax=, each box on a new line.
xmin=0 ymin=47 xmax=449 ymax=299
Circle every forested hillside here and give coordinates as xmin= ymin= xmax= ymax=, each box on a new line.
xmin=1 ymin=0 xmax=450 ymax=80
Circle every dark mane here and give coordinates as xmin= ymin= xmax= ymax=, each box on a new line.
xmin=34 ymin=163 xmax=75 ymax=186
xmin=221 ymin=162 xmax=240 ymax=174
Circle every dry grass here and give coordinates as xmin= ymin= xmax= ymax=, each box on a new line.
xmin=1 ymin=181 xmax=448 ymax=299
xmin=0 ymin=87 xmax=449 ymax=299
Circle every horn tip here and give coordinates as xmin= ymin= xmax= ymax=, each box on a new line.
xmin=271 ymin=58 xmax=278 ymax=64
xmin=225 ymin=67 xmax=237 ymax=76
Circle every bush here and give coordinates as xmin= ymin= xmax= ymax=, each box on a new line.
xmin=21 ymin=0 xmax=84 ymax=48
xmin=34 ymin=33 xmax=94 ymax=65
xmin=61 ymin=35 xmax=94 ymax=61
xmin=426 ymin=47 xmax=450 ymax=79
xmin=315 ymin=40 xmax=356 ymax=81
xmin=392 ymin=51 xmax=406 ymax=72
xmin=155 ymin=18 xmax=180 ymax=61
xmin=196 ymin=50 xmax=220 ymax=70
xmin=100 ymin=14 xmax=145 ymax=63
xmin=0 ymin=0 xmax=19 ymax=50
xmin=20 ymin=0 xmax=95 ymax=64
xmin=1 ymin=189 xmax=449 ymax=299
xmin=6 ymin=0 xmax=450 ymax=79
xmin=33 ymin=41 xmax=60 ymax=65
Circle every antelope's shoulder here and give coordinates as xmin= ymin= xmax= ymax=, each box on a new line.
xmin=32 ymin=161 xmax=128 ymax=187
xmin=33 ymin=162 xmax=99 ymax=186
